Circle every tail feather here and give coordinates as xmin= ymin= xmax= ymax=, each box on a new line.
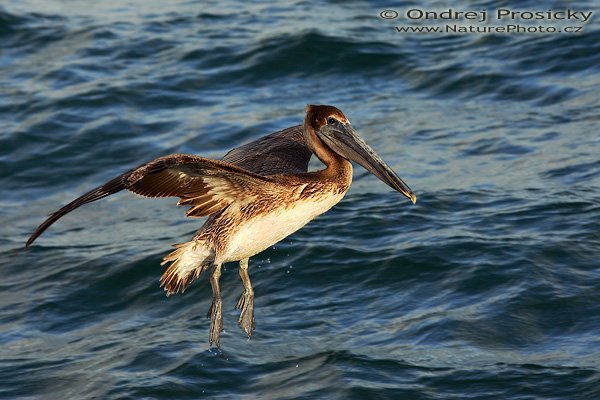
xmin=160 ymin=240 xmax=212 ymax=295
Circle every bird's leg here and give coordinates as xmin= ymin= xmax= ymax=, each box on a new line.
xmin=235 ymin=258 xmax=255 ymax=337
xmin=207 ymin=262 xmax=223 ymax=348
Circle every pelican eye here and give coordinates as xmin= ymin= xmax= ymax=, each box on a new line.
xmin=327 ymin=117 xmax=337 ymax=125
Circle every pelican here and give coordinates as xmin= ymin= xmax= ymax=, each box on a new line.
xmin=25 ymin=105 xmax=416 ymax=348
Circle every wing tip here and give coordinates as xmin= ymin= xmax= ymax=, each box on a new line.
xmin=25 ymin=224 xmax=48 ymax=248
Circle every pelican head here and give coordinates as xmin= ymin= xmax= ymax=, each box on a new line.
xmin=306 ymin=104 xmax=416 ymax=204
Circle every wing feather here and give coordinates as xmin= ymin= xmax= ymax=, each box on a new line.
xmin=26 ymin=123 xmax=312 ymax=247
xmin=222 ymin=125 xmax=311 ymax=175
xmin=25 ymin=154 xmax=276 ymax=247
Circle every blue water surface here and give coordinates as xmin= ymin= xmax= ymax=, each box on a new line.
xmin=1 ymin=0 xmax=599 ymax=398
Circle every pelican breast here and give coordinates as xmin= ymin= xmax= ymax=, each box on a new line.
xmin=223 ymin=185 xmax=348 ymax=262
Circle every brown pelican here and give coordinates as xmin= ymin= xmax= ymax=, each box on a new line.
xmin=25 ymin=105 xmax=416 ymax=348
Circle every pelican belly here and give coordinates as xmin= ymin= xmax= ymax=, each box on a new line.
xmin=224 ymin=192 xmax=345 ymax=262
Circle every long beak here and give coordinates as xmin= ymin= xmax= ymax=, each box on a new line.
xmin=319 ymin=123 xmax=416 ymax=204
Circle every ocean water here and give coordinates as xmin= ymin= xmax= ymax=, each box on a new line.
xmin=1 ymin=0 xmax=599 ymax=398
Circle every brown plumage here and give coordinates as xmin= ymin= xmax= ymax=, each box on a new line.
xmin=26 ymin=104 xmax=416 ymax=348
xmin=222 ymin=125 xmax=311 ymax=175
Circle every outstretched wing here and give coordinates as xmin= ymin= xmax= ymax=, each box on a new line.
xmin=222 ymin=125 xmax=311 ymax=175
xmin=25 ymin=154 xmax=275 ymax=247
